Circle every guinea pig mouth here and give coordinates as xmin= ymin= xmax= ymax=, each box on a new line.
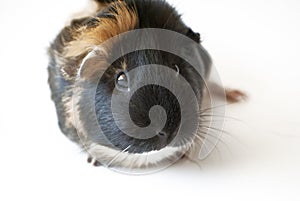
xmin=100 ymin=129 xmax=181 ymax=154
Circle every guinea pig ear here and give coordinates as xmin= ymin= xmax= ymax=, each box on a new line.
xmin=186 ymin=28 xmax=201 ymax=43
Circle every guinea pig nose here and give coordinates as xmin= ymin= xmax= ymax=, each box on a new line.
xmin=157 ymin=131 xmax=168 ymax=139
xmin=157 ymin=131 xmax=169 ymax=148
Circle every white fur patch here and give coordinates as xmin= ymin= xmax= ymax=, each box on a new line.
xmin=88 ymin=143 xmax=185 ymax=169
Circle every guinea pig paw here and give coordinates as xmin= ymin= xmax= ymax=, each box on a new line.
xmin=87 ymin=156 xmax=102 ymax=167
xmin=93 ymin=160 xmax=102 ymax=167
xmin=225 ymin=89 xmax=248 ymax=103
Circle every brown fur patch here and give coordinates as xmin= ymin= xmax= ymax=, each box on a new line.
xmin=50 ymin=1 xmax=138 ymax=80
xmin=65 ymin=1 xmax=138 ymax=57
xmin=67 ymin=1 xmax=102 ymax=26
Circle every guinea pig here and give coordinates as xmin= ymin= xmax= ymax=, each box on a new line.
xmin=48 ymin=0 xmax=245 ymax=170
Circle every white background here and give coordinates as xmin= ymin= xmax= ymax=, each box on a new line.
xmin=0 ymin=0 xmax=300 ymax=200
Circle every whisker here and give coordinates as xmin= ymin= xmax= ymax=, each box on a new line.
xmin=200 ymin=114 xmax=243 ymax=122
xmin=199 ymin=125 xmax=232 ymax=135
xmin=199 ymin=100 xmax=246 ymax=114
xmin=196 ymin=130 xmax=232 ymax=154
xmin=107 ymin=145 xmax=132 ymax=168
xmin=193 ymin=134 xmax=222 ymax=159
xmin=198 ymin=124 xmax=245 ymax=146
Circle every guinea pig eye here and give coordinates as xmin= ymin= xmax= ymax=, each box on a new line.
xmin=116 ymin=71 xmax=129 ymax=91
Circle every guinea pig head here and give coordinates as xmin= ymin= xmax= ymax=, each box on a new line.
xmin=77 ymin=42 xmax=208 ymax=155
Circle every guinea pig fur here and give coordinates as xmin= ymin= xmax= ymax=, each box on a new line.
xmin=48 ymin=0 xmax=212 ymax=169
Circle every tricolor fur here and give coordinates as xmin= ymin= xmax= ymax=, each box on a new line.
xmin=48 ymin=0 xmax=210 ymax=168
